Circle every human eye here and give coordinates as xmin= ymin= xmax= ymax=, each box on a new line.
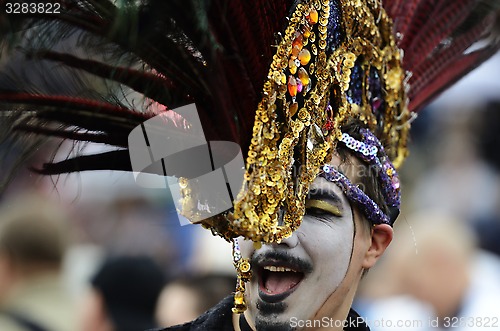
xmin=306 ymin=206 xmax=331 ymax=220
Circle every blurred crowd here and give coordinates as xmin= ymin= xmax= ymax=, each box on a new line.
xmin=0 ymin=190 xmax=235 ymax=331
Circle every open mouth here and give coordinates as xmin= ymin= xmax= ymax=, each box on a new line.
xmin=258 ymin=264 xmax=305 ymax=303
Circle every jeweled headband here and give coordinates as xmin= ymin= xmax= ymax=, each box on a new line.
xmin=321 ymin=128 xmax=401 ymax=226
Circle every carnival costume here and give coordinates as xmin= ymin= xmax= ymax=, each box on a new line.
xmin=1 ymin=0 xmax=500 ymax=317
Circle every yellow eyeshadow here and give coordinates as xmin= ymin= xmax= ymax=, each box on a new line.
xmin=305 ymin=199 xmax=342 ymax=217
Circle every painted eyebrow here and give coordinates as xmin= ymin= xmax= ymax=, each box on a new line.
xmin=307 ymin=185 xmax=344 ymax=212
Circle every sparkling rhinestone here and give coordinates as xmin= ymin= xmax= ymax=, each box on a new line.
xmin=298 ymin=67 xmax=310 ymax=86
xmin=288 ymin=75 xmax=298 ymax=97
xmin=297 ymin=78 xmax=303 ymax=93
xmin=391 ymin=176 xmax=400 ymax=189
xmin=289 ymin=58 xmax=298 ymax=74
xmin=289 ymin=102 xmax=299 ymax=117
xmin=298 ymin=49 xmax=311 ymax=65
xmin=307 ymin=8 xmax=319 ymax=25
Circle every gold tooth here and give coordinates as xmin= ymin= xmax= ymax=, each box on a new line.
xmin=263 ymin=265 xmax=299 ymax=272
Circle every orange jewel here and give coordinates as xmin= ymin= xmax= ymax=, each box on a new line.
xmin=289 ymin=58 xmax=298 ymax=74
xmin=302 ymin=25 xmax=311 ymax=38
xmin=289 ymin=102 xmax=299 ymax=117
xmin=307 ymin=8 xmax=319 ymax=25
xmin=298 ymin=67 xmax=310 ymax=86
xmin=288 ymin=76 xmax=298 ymax=97
xmin=298 ymin=49 xmax=311 ymax=66
xmin=292 ymin=34 xmax=304 ymax=50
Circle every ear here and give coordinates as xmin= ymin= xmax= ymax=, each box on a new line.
xmin=362 ymin=224 xmax=393 ymax=269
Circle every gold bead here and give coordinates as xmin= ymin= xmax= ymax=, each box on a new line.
xmin=311 ymin=44 xmax=318 ymax=55
xmin=298 ymin=108 xmax=309 ymax=121
xmin=239 ymin=260 xmax=251 ymax=273
xmin=289 ymin=102 xmax=299 ymax=117
xmin=179 ymin=177 xmax=188 ymax=189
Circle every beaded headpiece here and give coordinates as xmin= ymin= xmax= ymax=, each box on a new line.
xmin=199 ymin=0 xmax=410 ymax=244
xmin=320 ymin=128 xmax=401 ymax=226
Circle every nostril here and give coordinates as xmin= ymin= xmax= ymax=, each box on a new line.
xmin=278 ymin=232 xmax=299 ymax=248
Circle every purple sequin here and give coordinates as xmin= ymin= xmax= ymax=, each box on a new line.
xmin=327 ymin=0 xmax=342 ymax=52
xmin=369 ymin=67 xmax=386 ymax=123
xmin=320 ymin=165 xmax=391 ymax=225
xmin=347 ymin=58 xmax=364 ymax=105
xmin=328 ymin=129 xmax=401 ymax=225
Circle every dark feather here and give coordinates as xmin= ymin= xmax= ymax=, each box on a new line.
xmin=1 ymin=0 xmax=499 ymax=179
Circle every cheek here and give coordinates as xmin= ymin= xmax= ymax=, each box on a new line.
xmin=238 ymin=237 xmax=255 ymax=258
xmin=303 ymin=217 xmax=355 ymax=285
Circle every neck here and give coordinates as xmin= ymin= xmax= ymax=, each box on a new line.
xmin=309 ymin=270 xmax=363 ymax=331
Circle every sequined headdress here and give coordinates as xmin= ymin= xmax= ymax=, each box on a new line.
xmin=228 ymin=0 xmax=409 ymax=243
xmin=1 ymin=0 xmax=500 ymax=312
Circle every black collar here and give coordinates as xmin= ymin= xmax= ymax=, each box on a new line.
xmin=239 ymin=314 xmax=253 ymax=331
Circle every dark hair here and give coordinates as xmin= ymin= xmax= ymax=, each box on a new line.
xmin=335 ymin=121 xmax=390 ymax=226
xmin=91 ymin=256 xmax=166 ymax=331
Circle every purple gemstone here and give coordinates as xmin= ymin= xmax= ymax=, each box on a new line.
xmin=392 ymin=176 xmax=400 ymax=190
xmin=372 ymin=97 xmax=382 ymax=112
xmin=297 ymin=78 xmax=303 ymax=93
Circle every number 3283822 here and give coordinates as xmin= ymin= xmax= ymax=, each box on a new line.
xmin=5 ymin=2 xmax=61 ymax=14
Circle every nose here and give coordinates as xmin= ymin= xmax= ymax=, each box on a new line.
xmin=276 ymin=230 xmax=299 ymax=248
xmin=273 ymin=208 xmax=299 ymax=248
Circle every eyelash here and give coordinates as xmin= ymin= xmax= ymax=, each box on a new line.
xmin=305 ymin=207 xmax=336 ymax=221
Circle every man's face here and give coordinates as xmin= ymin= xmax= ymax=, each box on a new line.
xmin=240 ymin=156 xmax=370 ymax=331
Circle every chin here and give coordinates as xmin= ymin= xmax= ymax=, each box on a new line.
xmin=247 ymin=287 xmax=311 ymax=331
xmin=255 ymin=317 xmax=296 ymax=331
xmin=245 ymin=255 xmax=317 ymax=330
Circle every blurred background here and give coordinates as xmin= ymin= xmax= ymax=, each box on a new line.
xmin=1 ymin=49 xmax=500 ymax=331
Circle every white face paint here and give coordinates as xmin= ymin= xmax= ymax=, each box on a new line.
xmin=240 ymin=160 xmax=358 ymax=331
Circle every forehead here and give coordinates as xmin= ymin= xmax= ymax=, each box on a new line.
xmin=309 ymin=154 xmax=352 ymax=201
xmin=324 ymin=151 xmax=361 ymax=181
